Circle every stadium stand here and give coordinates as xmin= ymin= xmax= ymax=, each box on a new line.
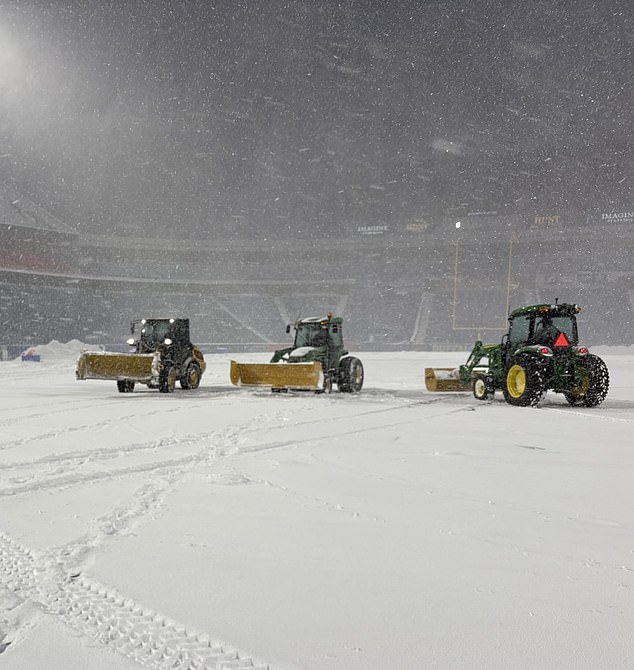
xmin=1 ymin=179 xmax=632 ymax=355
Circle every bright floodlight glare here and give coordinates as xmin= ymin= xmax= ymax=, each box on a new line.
xmin=0 ymin=27 xmax=23 ymax=89
xmin=455 ymin=221 xmax=461 ymax=229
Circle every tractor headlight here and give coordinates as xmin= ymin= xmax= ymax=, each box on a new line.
xmin=126 ymin=338 xmax=135 ymax=346
xmin=164 ymin=338 xmax=173 ymax=345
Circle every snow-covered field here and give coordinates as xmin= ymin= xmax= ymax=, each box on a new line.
xmin=1 ymin=342 xmax=634 ymax=670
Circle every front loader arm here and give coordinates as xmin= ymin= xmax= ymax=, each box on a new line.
xmin=458 ymin=341 xmax=502 ymax=385
xmin=458 ymin=341 xmax=487 ymax=385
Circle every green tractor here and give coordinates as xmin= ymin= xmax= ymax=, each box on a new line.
xmin=230 ymin=313 xmax=364 ymax=393
xmin=426 ymin=302 xmax=609 ymax=407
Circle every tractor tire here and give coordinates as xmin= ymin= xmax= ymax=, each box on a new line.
xmin=159 ymin=365 xmax=176 ymax=393
xmin=564 ymin=354 xmax=609 ymax=407
xmin=502 ymin=355 xmax=545 ymax=407
xmin=337 ymin=356 xmax=364 ymax=393
xmin=180 ymin=361 xmax=202 ymax=390
xmin=117 ymin=380 xmax=135 ymax=393
xmin=472 ymin=374 xmax=492 ymax=401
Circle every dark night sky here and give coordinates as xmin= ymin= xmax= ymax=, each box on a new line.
xmin=0 ymin=1 xmax=631 ymax=238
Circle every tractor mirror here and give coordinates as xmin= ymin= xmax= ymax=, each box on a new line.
xmin=130 ymin=322 xmax=135 ymax=334
xmin=332 ymin=324 xmax=338 ymax=333
xmin=286 ymin=324 xmax=291 ymax=334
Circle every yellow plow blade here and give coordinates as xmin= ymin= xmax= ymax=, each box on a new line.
xmin=76 ymin=352 xmax=155 ymax=382
xmin=230 ymin=360 xmax=323 ymax=390
xmin=424 ymin=367 xmax=470 ymax=392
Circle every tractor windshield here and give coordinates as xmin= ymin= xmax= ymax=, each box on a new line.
xmin=533 ymin=314 xmax=578 ymax=346
xmin=139 ymin=320 xmax=170 ymax=347
xmin=294 ymin=322 xmax=329 ymax=348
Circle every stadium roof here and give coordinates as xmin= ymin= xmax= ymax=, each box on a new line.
xmin=0 ymin=181 xmax=76 ymax=236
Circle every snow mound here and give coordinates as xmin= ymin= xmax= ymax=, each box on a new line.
xmin=21 ymin=340 xmax=99 ymax=362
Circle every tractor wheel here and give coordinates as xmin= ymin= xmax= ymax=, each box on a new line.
xmin=564 ymin=354 xmax=609 ymax=407
xmin=472 ymin=374 xmax=492 ymax=401
xmin=159 ymin=365 xmax=176 ymax=393
xmin=180 ymin=362 xmax=202 ymax=390
xmin=502 ymin=356 xmax=545 ymax=407
xmin=337 ymin=357 xmax=364 ymax=393
xmin=117 ymin=380 xmax=135 ymax=393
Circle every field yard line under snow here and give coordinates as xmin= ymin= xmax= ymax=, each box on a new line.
xmin=1 ymin=345 xmax=634 ymax=669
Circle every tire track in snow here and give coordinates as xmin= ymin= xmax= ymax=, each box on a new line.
xmin=0 ymin=402 xmax=211 ymax=452
xmin=0 ymin=533 xmax=42 ymax=657
xmin=0 ymin=436 xmax=179 ymax=472
xmin=0 ymin=456 xmax=195 ymax=498
xmin=0 ymin=397 xmax=473 ymax=498
xmin=0 ymin=532 xmax=272 ymax=669
xmin=0 ymin=393 xmax=199 ymax=431
xmin=539 ymin=405 xmax=634 ymax=424
xmin=0 ymin=414 xmax=258 ymax=473
xmin=1 ymin=421 xmax=252 ymax=573
xmin=0 ymin=394 xmax=474 ymax=664
xmin=0 ymin=423 xmax=250 ymax=498
xmin=0 ymin=397 xmax=130 ymax=426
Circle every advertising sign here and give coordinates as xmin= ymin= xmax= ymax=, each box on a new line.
xmin=356 ymin=225 xmax=388 ymax=235
xmin=600 ymin=211 xmax=633 ymax=224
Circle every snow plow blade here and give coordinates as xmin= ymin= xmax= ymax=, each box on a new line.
xmin=230 ymin=360 xmax=323 ymax=391
xmin=424 ymin=367 xmax=470 ymax=392
xmin=76 ymin=351 xmax=156 ymax=382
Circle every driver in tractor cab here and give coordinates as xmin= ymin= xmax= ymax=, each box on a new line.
xmin=313 ymin=322 xmax=329 ymax=346
xmin=534 ymin=314 xmax=559 ymax=346
xmin=138 ymin=321 xmax=170 ymax=352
